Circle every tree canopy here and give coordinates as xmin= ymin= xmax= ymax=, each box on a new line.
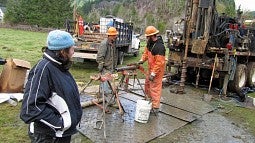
xmin=4 ymin=0 xmax=72 ymax=28
xmin=3 ymin=0 xmax=248 ymax=31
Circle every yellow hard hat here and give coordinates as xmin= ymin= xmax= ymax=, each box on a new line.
xmin=106 ymin=27 xmax=118 ymax=36
xmin=145 ymin=26 xmax=159 ymax=37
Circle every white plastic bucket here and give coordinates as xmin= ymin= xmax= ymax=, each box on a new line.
xmin=135 ymin=100 xmax=152 ymax=123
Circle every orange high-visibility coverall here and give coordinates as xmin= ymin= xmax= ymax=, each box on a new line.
xmin=140 ymin=36 xmax=165 ymax=108
xmin=78 ymin=16 xmax=84 ymax=35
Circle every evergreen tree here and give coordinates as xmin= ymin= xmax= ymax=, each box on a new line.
xmin=3 ymin=0 xmax=241 ymax=31
xmin=4 ymin=0 xmax=72 ymax=28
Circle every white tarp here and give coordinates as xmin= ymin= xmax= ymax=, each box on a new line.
xmin=0 ymin=93 xmax=24 ymax=106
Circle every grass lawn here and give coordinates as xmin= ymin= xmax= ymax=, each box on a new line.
xmin=0 ymin=103 xmax=30 ymax=143
xmin=0 ymin=28 xmax=47 ymax=65
xmin=248 ymin=92 xmax=255 ymax=98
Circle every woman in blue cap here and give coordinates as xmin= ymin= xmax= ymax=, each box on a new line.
xmin=20 ymin=30 xmax=83 ymax=143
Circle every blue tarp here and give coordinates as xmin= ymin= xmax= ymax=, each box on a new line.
xmin=107 ymin=21 xmax=113 ymax=26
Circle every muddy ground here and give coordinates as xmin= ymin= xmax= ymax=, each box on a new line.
xmin=71 ymin=85 xmax=255 ymax=143
xmin=152 ymin=112 xmax=255 ymax=143
xmin=150 ymin=85 xmax=255 ymax=143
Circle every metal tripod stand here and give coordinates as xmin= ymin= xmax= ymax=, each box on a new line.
xmin=117 ymin=67 xmax=147 ymax=99
xmin=80 ymin=73 xmax=126 ymax=140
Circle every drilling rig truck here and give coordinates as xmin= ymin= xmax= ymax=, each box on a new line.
xmin=167 ymin=0 xmax=255 ymax=96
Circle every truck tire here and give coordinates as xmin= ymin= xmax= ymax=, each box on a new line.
xmin=118 ymin=51 xmax=124 ymax=65
xmin=228 ymin=64 xmax=247 ymax=92
xmin=134 ymin=43 xmax=140 ymax=57
xmin=247 ymin=62 xmax=255 ymax=87
xmin=134 ymin=50 xmax=139 ymax=57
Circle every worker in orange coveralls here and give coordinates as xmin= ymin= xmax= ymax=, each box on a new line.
xmin=78 ymin=15 xmax=84 ymax=36
xmin=138 ymin=26 xmax=166 ymax=113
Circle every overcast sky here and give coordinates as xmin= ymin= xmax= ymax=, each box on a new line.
xmin=235 ymin=0 xmax=255 ymax=11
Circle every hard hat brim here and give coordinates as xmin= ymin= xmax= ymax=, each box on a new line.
xmin=107 ymin=32 xmax=118 ymax=36
xmin=145 ymin=30 xmax=159 ymax=37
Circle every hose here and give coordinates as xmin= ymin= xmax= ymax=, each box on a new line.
xmin=229 ymin=56 xmax=237 ymax=81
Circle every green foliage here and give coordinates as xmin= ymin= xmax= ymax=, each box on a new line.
xmin=86 ymin=9 xmax=101 ymax=23
xmin=79 ymin=0 xmax=187 ymax=33
xmin=250 ymin=11 xmax=255 ymax=17
xmin=3 ymin=0 xmax=242 ymax=33
xmin=71 ymin=0 xmax=96 ymax=19
xmin=242 ymin=11 xmax=255 ymax=20
xmin=71 ymin=0 xmax=88 ymax=8
xmin=5 ymin=0 xmax=72 ymax=28
xmin=0 ymin=0 xmax=7 ymax=6
xmin=112 ymin=4 xmax=121 ymax=16
xmin=101 ymin=9 xmax=111 ymax=17
xmin=145 ymin=13 xmax=155 ymax=26
xmin=4 ymin=0 xmax=23 ymax=24
xmin=157 ymin=21 xmax=167 ymax=33
xmin=216 ymin=0 xmax=236 ymax=17
xmin=80 ymin=0 xmax=103 ymax=14
xmin=167 ymin=0 xmax=186 ymax=15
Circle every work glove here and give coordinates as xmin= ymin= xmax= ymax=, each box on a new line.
xmin=137 ymin=60 xmax=144 ymax=65
xmin=0 ymin=58 xmax=6 ymax=65
xmin=98 ymin=64 xmax=103 ymax=73
xmin=149 ymin=74 xmax=155 ymax=81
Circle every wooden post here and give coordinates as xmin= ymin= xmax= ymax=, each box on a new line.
xmin=208 ymin=54 xmax=217 ymax=94
xmin=80 ymin=98 xmax=103 ymax=108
